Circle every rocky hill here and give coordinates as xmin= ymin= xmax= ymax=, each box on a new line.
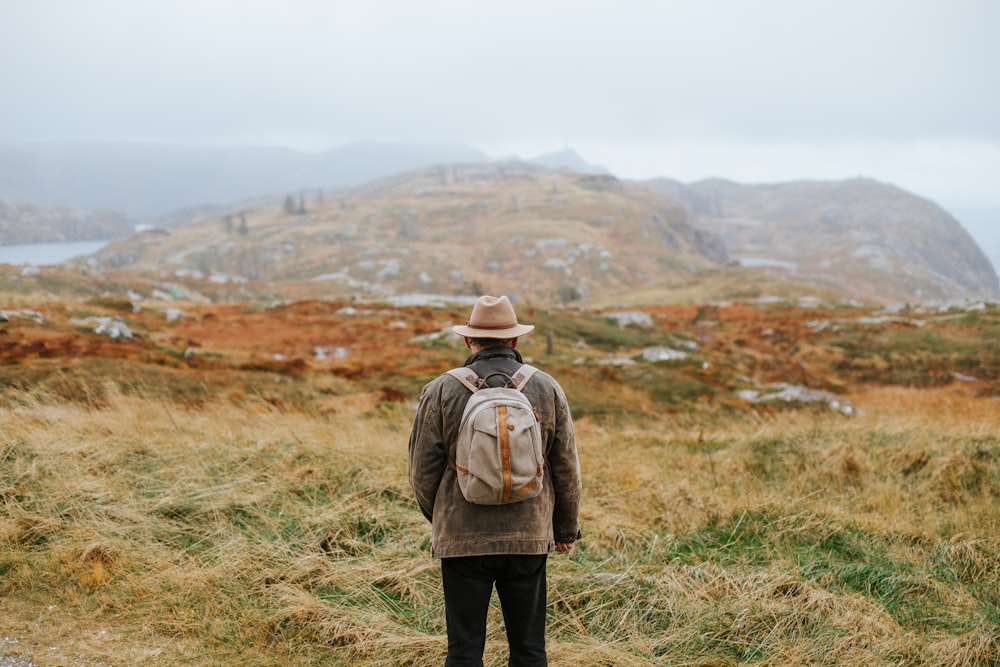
xmin=6 ymin=139 xmax=994 ymax=305
xmin=92 ymin=164 xmax=726 ymax=305
xmin=82 ymin=165 xmax=998 ymax=306
xmin=643 ymin=177 xmax=1000 ymax=302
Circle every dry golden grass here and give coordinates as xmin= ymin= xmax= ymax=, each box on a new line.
xmin=2 ymin=379 xmax=998 ymax=666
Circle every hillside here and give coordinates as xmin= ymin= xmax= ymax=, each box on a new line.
xmin=644 ymin=177 xmax=1000 ymax=302
xmin=2 ymin=263 xmax=999 ymax=665
xmin=80 ymin=165 xmax=996 ymax=306
xmin=4 ymin=260 xmax=997 ymax=411
xmin=92 ymin=165 xmax=728 ymax=306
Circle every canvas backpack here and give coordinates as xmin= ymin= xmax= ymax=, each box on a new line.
xmin=446 ymin=364 xmax=545 ymax=505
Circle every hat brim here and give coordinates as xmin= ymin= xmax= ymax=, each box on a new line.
xmin=451 ymin=323 xmax=535 ymax=338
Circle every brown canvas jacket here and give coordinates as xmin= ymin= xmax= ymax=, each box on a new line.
xmin=408 ymin=347 xmax=582 ymax=558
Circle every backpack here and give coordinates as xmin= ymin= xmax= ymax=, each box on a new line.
xmin=446 ymin=364 xmax=545 ymax=505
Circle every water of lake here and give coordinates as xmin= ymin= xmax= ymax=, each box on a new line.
xmin=0 ymin=240 xmax=111 ymax=266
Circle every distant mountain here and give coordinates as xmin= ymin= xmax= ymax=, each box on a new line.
xmin=641 ymin=177 xmax=1000 ymax=302
xmin=0 ymin=140 xmax=489 ymax=220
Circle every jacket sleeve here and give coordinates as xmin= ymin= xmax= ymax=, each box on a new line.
xmin=408 ymin=380 xmax=447 ymax=523
xmin=548 ymin=382 xmax=582 ymax=543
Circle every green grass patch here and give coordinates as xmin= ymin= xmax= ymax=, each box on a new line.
xmin=663 ymin=507 xmax=990 ymax=633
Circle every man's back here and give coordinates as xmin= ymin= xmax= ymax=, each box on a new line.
xmin=408 ymin=345 xmax=581 ymax=558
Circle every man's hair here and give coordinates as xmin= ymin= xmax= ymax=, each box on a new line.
xmin=468 ymin=337 xmax=514 ymax=349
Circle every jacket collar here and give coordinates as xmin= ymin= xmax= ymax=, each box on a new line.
xmin=463 ymin=345 xmax=523 ymax=367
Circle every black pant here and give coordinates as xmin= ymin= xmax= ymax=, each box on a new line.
xmin=441 ymin=554 xmax=549 ymax=667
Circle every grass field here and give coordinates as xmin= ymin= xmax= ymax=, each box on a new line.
xmin=2 ymin=289 xmax=999 ymax=665
xmin=2 ymin=380 xmax=998 ymax=666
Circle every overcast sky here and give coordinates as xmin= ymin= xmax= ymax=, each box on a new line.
xmin=2 ymin=0 xmax=997 ymax=245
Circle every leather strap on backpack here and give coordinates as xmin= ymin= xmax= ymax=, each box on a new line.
xmin=445 ymin=368 xmax=481 ymax=393
xmin=511 ymin=364 xmax=539 ymax=390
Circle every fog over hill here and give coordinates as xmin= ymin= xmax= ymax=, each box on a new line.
xmin=0 ymin=140 xmax=490 ymax=220
xmin=0 ymin=140 xmax=610 ymax=239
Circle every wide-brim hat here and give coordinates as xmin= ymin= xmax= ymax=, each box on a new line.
xmin=452 ymin=295 xmax=534 ymax=338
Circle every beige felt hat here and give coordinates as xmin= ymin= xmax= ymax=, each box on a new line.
xmin=452 ymin=295 xmax=534 ymax=338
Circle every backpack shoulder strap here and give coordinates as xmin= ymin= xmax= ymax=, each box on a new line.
xmin=445 ymin=368 xmax=481 ymax=393
xmin=511 ymin=364 xmax=539 ymax=391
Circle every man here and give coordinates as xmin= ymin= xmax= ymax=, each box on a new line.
xmin=408 ymin=294 xmax=582 ymax=667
